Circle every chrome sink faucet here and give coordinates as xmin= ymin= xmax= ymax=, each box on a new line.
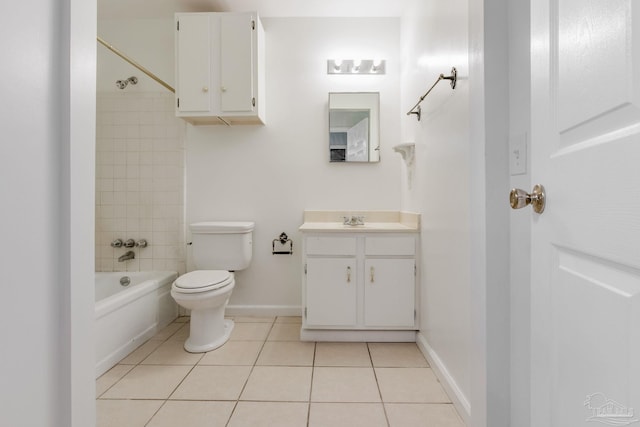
xmin=118 ymin=251 xmax=135 ymax=262
xmin=343 ymin=215 xmax=365 ymax=226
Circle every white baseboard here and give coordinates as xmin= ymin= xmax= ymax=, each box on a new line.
xmin=416 ymin=332 xmax=471 ymax=425
xmin=225 ymin=305 xmax=302 ymax=317
xmin=300 ymin=329 xmax=416 ymax=342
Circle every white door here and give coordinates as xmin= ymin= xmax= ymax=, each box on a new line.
xmin=346 ymin=117 xmax=369 ymax=162
xmin=530 ymin=1 xmax=640 ymax=426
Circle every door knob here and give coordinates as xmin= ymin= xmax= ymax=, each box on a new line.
xmin=510 ymin=184 xmax=546 ymax=214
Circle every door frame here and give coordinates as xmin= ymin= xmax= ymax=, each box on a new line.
xmin=468 ymin=0 xmax=513 ymax=426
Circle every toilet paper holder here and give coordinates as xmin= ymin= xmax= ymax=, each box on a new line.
xmin=272 ymin=232 xmax=293 ymax=255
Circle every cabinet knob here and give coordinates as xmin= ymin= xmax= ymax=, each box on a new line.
xmin=346 ymin=266 xmax=351 ymax=283
xmin=221 ymin=86 xmax=227 ymax=92
xmin=370 ymin=266 xmax=375 ymax=283
xmin=202 ymin=86 xmax=209 ymax=93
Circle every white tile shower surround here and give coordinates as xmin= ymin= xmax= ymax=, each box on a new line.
xmin=97 ymin=316 xmax=465 ymax=427
xmin=95 ymin=92 xmax=186 ymax=274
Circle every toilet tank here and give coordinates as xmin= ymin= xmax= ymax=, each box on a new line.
xmin=190 ymin=221 xmax=254 ymax=270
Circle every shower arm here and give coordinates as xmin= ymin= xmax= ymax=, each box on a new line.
xmin=97 ymin=36 xmax=175 ymax=93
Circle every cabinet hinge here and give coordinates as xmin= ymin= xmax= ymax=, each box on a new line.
xmin=252 ymin=97 xmax=256 ymax=107
xmin=177 ymin=98 xmax=179 ymax=108
xmin=414 ymin=263 xmax=417 ymax=276
xmin=304 ymin=307 xmax=307 ymax=319
xmin=251 ymin=20 xmax=255 ymax=30
xmin=414 ymin=309 xmax=417 ymax=320
xmin=177 ymin=21 xmax=179 ymax=31
xmin=304 ymin=263 xmax=307 ymax=274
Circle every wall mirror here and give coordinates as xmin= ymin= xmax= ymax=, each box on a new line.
xmin=329 ymin=92 xmax=380 ymax=162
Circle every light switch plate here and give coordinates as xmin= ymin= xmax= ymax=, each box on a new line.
xmin=510 ymin=133 xmax=527 ymax=176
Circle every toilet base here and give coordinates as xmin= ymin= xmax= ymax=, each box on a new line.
xmin=184 ymin=318 xmax=235 ymax=353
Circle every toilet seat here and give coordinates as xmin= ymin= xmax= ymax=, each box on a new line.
xmin=172 ymin=270 xmax=233 ymax=294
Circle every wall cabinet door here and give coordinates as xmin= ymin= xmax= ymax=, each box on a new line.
xmin=220 ymin=13 xmax=254 ymax=113
xmin=364 ymin=258 xmax=415 ymax=327
xmin=306 ymin=258 xmax=357 ymax=327
xmin=176 ymin=14 xmax=212 ymax=113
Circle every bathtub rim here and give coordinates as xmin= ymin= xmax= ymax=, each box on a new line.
xmin=95 ymin=270 xmax=178 ymax=320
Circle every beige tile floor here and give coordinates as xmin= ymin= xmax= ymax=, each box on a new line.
xmin=97 ymin=316 xmax=465 ymax=427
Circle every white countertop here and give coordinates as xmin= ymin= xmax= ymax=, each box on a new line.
xmin=299 ymin=210 xmax=420 ymax=233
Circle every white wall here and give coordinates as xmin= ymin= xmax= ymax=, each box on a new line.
xmin=97 ymin=19 xmax=174 ymax=92
xmin=186 ymin=17 xmax=402 ymax=313
xmin=399 ymin=0 xmax=471 ymax=421
xmin=0 ymin=0 xmax=96 ymax=425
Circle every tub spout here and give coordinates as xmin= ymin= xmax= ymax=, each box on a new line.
xmin=118 ymin=251 xmax=135 ymax=262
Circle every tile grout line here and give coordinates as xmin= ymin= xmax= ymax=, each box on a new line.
xmin=367 ymin=342 xmax=392 ymax=427
xmin=145 ymin=321 xmax=205 ymax=426
xmin=224 ymin=317 xmax=277 ymax=427
xmin=307 ymin=340 xmax=318 ymax=427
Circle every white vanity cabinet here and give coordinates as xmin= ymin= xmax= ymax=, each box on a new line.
xmin=301 ymin=233 xmax=418 ymax=341
xmin=175 ymin=12 xmax=265 ymax=125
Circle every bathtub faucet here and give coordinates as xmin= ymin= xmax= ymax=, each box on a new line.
xmin=118 ymin=251 xmax=135 ymax=262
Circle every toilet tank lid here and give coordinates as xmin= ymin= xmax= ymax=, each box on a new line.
xmin=190 ymin=221 xmax=255 ymax=234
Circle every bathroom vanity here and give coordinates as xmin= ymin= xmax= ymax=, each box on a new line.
xmin=299 ymin=211 xmax=420 ymax=341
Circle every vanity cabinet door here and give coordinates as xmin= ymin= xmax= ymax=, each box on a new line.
xmin=306 ymin=258 xmax=357 ymax=327
xmin=364 ymin=258 xmax=415 ymax=328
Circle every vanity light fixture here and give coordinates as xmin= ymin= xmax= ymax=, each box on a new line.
xmin=327 ymin=59 xmax=386 ymax=75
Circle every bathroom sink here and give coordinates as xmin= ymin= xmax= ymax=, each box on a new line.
xmin=299 ymin=221 xmax=417 ymax=233
xmin=299 ymin=210 xmax=420 ymax=233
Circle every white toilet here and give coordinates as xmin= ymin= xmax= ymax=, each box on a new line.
xmin=171 ymin=221 xmax=254 ymax=353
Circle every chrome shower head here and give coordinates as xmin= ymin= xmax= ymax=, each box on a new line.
xmin=115 ymin=76 xmax=138 ymax=90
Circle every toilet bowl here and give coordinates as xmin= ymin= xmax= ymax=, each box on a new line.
xmin=171 ymin=270 xmax=236 ymax=353
xmin=170 ymin=221 xmax=254 ymax=353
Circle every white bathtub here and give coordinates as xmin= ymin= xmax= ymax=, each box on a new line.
xmin=95 ymin=271 xmax=178 ymax=378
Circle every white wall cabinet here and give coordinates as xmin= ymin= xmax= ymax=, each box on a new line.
xmin=175 ymin=12 xmax=265 ymax=125
xmin=301 ymin=233 xmax=418 ymax=341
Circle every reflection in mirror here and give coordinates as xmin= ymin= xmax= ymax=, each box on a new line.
xmin=329 ymin=92 xmax=380 ymax=162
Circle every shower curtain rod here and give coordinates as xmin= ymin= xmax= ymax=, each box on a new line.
xmin=97 ymin=36 xmax=175 ymax=93
xmin=406 ymin=67 xmax=457 ymax=121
